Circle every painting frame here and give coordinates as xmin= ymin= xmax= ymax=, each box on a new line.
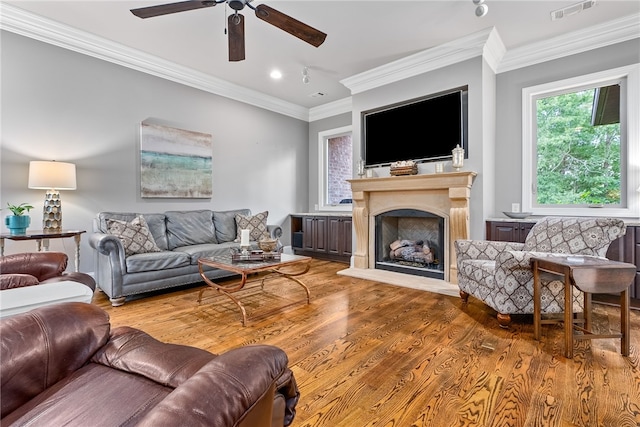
xmin=140 ymin=121 xmax=213 ymax=198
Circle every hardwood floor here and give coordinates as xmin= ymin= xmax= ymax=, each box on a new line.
xmin=93 ymin=260 xmax=640 ymax=426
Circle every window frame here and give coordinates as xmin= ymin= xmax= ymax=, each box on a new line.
xmin=521 ymin=64 xmax=640 ymax=218
xmin=317 ymin=125 xmax=353 ymax=212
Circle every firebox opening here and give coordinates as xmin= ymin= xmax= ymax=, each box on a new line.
xmin=375 ymin=209 xmax=445 ymax=280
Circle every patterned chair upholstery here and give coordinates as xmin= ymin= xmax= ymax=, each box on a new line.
xmin=454 ymin=217 xmax=626 ymax=327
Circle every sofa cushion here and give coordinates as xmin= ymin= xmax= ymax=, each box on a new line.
xmin=98 ymin=212 xmax=168 ymax=251
xmin=0 ymin=274 xmax=40 ymax=290
xmin=165 ymin=210 xmax=217 ymax=250
xmin=173 ymin=242 xmax=242 ymax=265
xmin=213 ymin=209 xmax=250 ymax=243
xmin=235 ymin=211 xmax=270 ymax=242
xmin=107 ymin=216 xmax=163 ymax=257
xmin=125 ymin=251 xmax=191 ymax=274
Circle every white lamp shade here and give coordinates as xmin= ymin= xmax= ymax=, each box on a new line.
xmin=28 ymin=161 xmax=77 ymax=190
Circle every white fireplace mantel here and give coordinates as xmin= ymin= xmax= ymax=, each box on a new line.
xmin=348 ymin=171 xmax=477 ymax=283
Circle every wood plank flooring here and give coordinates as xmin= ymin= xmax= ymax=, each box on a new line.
xmin=93 ymin=260 xmax=640 ymax=426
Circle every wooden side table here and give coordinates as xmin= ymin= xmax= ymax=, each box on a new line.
xmin=532 ymin=255 xmax=636 ymax=358
xmin=0 ymin=230 xmax=86 ymax=272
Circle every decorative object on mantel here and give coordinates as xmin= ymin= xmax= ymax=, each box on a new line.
xmin=435 ymin=162 xmax=444 ymax=173
xmin=28 ymin=161 xmax=76 ymax=232
xmin=390 ymin=160 xmax=418 ymax=176
xmin=451 ymin=144 xmax=464 ymax=171
xmin=503 ymin=211 xmax=533 ymax=219
xmin=357 ymin=159 xmax=366 ymax=178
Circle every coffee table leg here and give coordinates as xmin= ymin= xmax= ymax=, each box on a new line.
xmin=533 ymin=260 xmax=541 ymax=340
xmin=198 ymin=267 xmax=249 ymax=326
xmin=271 ymin=262 xmax=311 ymax=304
xmin=621 ymin=288 xmax=630 ymax=356
xmin=564 ymin=274 xmax=574 ymax=359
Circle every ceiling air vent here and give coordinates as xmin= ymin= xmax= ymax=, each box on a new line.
xmin=551 ymin=0 xmax=596 ymax=21
xmin=308 ymin=92 xmax=325 ymax=98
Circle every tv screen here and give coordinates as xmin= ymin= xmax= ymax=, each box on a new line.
xmin=362 ymin=87 xmax=468 ymax=167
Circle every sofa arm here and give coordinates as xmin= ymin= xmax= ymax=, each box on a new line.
xmin=88 ymin=232 xmax=127 ymax=297
xmin=454 ymin=240 xmax=525 ymax=263
xmin=137 ymin=345 xmax=297 ymax=427
xmin=0 ymin=252 xmax=67 ymax=282
xmin=268 ymin=224 xmax=283 ymax=239
xmin=91 ymin=326 xmax=216 ymax=388
xmin=0 ymin=303 xmax=110 ymax=418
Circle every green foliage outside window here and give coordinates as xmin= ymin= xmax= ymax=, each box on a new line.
xmin=536 ymin=89 xmax=621 ymax=205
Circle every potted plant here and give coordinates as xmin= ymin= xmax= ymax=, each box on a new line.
xmin=4 ymin=203 xmax=34 ymax=235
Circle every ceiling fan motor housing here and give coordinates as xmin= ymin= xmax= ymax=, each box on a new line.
xmin=228 ymin=0 xmax=247 ymax=11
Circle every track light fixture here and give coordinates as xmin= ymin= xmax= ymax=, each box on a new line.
xmin=302 ymin=66 xmax=310 ymax=84
xmin=473 ymin=0 xmax=488 ymax=17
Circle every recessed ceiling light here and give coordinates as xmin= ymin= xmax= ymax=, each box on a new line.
xmin=270 ymin=70 xmax=282 ymax=79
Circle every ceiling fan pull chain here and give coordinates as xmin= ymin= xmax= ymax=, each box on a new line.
xmin=224 ymin=2 xmax=228 ymax=35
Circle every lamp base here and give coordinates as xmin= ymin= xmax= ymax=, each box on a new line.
xmin=42 ymin=189 xmax=62 ymax=232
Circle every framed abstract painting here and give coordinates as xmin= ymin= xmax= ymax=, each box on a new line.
xmin=140 ymin=122 xmax=213 ymax=198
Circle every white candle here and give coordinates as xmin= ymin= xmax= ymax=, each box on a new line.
xmin=240 ymin=229 xmax=250 ymax=246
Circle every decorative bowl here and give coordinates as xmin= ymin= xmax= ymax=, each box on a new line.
xmin=258 ymin=239 xmax=278 ymax=252
xmin=503 ymin=211 xmax=533 ymax=219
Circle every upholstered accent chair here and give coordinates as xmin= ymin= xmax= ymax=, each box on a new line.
xmin=454 ymin=217 xmax=626 ymax=326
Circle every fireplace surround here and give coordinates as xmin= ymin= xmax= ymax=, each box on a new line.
xmin=347 ymin=171 xmax=476 ymax=283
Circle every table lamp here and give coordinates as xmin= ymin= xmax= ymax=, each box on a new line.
xmin=28 ymin=161 xmax=76 ymax=232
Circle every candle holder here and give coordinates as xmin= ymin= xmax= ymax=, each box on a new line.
xmin=451 ymin=144 xmax=464 ymax=171
xmin=357 ymin=159 xmax=366 ymax=178
xmin=240 ymin=245 xmax=250 ymax=256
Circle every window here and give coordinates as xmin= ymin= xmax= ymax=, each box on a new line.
xmin=318 ymin=126 xmax=353 ymax=211
xmin=522 ymin=65 xmax=639 ymax=217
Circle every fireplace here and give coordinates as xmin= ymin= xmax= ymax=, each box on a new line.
xmin=375 ymin=209 xmax=445 ymax=279
xmin=347 ymin=171 xmax=476 ymax=283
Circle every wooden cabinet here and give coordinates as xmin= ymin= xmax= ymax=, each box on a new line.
xmin=486 ymin=220 xmax=640 ymax=305
xmin=328 ymin=217 xmax=352 ymax=258
xmin=485 ymin=220 xmax=534 ymax=243
xmin=291 ymin=214 xmax=351 ymax=263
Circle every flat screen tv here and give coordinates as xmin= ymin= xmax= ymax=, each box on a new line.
xmin=362 ymin=86 xmax=468 ymax=167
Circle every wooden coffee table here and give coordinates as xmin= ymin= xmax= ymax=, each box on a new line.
xmin=532 ymin=255 xmax=636 ymax=358
xmin=197 ymin=253 xmax=312 ymax=326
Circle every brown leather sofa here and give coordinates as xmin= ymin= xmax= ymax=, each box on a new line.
xmin=0 ymin=302 xmax=300 ymax=426
xmin=0 ymin=252 xmax=96 ymax=291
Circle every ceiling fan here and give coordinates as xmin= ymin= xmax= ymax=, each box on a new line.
xmin=130 ymin=0 xmax=327 ymax=62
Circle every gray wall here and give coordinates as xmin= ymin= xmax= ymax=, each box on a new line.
xmin=1 ymin=31 xmax=309 ymax=272
xmin=494 ymin=38 xmax=640 ymax=217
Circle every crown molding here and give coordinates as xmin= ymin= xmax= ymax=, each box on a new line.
xmin=340 ymin=27 xmax=504 ymax=95
xmin=498 ymin=13 xmax=640 ymax=73
xmin=309 ymin=97 xmax=352 ymax=122
xmin=0 ymin=3 xmax=309 ymax=121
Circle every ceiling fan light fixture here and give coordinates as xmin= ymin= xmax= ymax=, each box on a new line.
xmin=270 ymin=69 xmax=282 ymax=79
xmin=475 ymin=4 xmax=488 ymax=17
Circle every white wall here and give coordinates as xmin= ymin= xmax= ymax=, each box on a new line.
xmin=1 ymin=31 xmax=310 ymax=272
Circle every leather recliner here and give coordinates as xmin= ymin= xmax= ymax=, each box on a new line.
xmin=0 ymin=252 xmax=96 ymax=291
xmin=0 ymin=302 xmax=300 ymax=426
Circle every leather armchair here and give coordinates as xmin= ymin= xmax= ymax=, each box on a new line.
xmin=0 ymin=302 xmax=299 ymax=426
xmin=455 ymin=217 xmax=626 ymax=326
xmin=0 ymin=252 xmax=96 ymax=291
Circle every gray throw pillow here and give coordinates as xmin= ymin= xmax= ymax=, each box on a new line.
xmin=107 ymin=216 xmax=162 ymax=257
xmin=235 ymin=211 xmax=270 ymax=242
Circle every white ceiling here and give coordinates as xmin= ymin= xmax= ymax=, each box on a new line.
xmin=4 ymin=0 xmax=640 ymax=112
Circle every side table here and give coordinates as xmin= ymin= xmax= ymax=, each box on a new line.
xmin=532 ymin=255 xmax=636 ymax=358
xmin=0 ymin=230 xmax=86 ymax=272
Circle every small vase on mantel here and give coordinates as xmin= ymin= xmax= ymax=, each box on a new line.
xmin=451 ymin=144 xmax=464 ymax=171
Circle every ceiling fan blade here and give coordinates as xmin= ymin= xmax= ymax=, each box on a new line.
xmin=254 ymin=4 xmax=326 ymax=48
xmin=228 ymin=13 xmax=246 ymax=62
xmin=131 ymin=1 xmax=217 ymax=19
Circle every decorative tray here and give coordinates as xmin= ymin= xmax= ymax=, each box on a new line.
xmin=390 ymin=165 xmax=418 ymax=176
xmin=231 ymin=252 xmax=281 ymax=262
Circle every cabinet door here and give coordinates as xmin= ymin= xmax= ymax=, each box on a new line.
xmin=486 ymin=221 xmax=534 ymax=243
xmin=314 ymin=217 xmax=328 ymax=252
xmin=328 ymin=217 xmax=352 ymax=256
xmin=302 ymin=217 xmax=316 ymax=251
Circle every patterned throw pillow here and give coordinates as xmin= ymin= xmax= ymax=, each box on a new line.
xmin=235 ymin=211 xmax=270 ymax=242
xmin=107 ymin=215 xmax=162 ymax=257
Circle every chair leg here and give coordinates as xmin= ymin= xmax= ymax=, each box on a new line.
xmin=497 ymin=313 xmax=511 ymax=328
xmin=459 ymin=290 xmax=469 ymax=303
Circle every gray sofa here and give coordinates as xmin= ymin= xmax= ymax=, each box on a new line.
xmin=89 ymin=209 xmax=282 ymax=306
